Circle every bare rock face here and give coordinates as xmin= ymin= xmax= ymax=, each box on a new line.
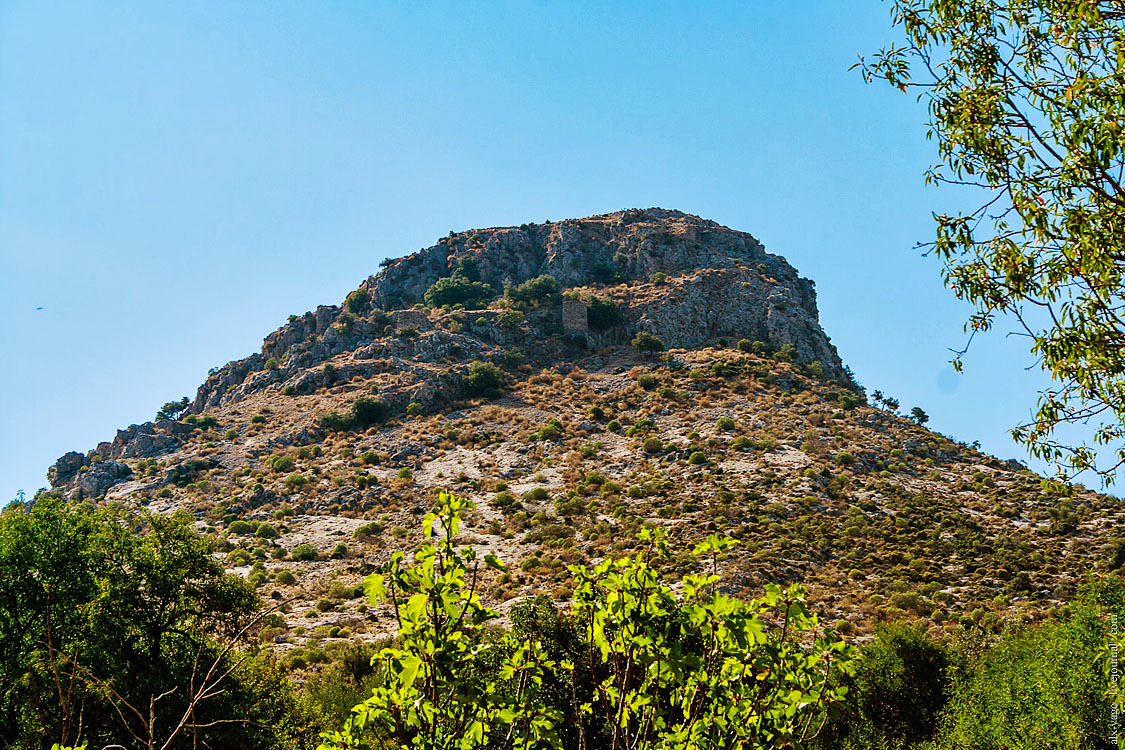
xmin=47 ymin=451 xmax=86 ymax=486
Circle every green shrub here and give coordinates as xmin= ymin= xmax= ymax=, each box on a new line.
xmin=406 ymin=401 xmax=424 ymax=417
xmin=507 ymin=274 xmax=561 ymax=308
xmin=250 ymin=414 xmax=267 ymax=424
xmin=586 ymin=296 xmax=623 ymax=330
xmin=227 ymin=520 xmax=257 ymax=535
xmin=255 ymin=523 xmax=280 ymax=540
xmin=497 ymin=310 xmax=525 ymax=329
xmin=491 ymin=491 xmax=520 ymax=512
xmin=522 ymin=487 xmax=550 ymax=503
xmin=345 ymin=288 xmax=370 ymax=315
xmin=688 ymin=451 xmax=708 ymax=465
xmin=831 ymin=622 xmax=951 ymax=748
xmin=283 ymin=473 xmax=308 ymax=490
xmin=351 ymin=397 xmax=388 ymax=427
xmin=642 ymin=437 xmax=664 ymax=455
xmin=625 ymin=419 xmax=655 ymax=437
xmin=631 ymin=331 xmax=666 ymax=353
xmin=835 ymin=452 xmax=856 ymax=467
xmin=320 ymin=397 xmax=389 ymax=432
xmin=636 ymin=373 xmax=657 ymax=389
xmin=270 ymin=454 xmax=295 ymax=473
xmin=716 ymin=416 xmax=737 ymax=432
xmin=737 ymin=339 xmax=754 ymax=353
xmin=425 ymin=275 xmax=496 ymax=308
xmin=523 ymin=524 xmax=575 ymax=545
xmin=291 ymin=543 xmax=318 ymax=561
xmin=275 ymin=569 xmax=297 ymax=585
xmin=534 ymin=419 xmax=564 ymax=441
xmin=463 ymin=361 xmax=504 ymax=397
xmin=934 ymin=583 xmax=1118 ymax=749
xmin=318 ymin=411 xmax=352 ymax=432
xmin=354 ymin=522 xmax=383 ymax=538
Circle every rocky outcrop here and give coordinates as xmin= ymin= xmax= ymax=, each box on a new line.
xmin=48 ymin=451 xmax=86 ymax=486
xmin=47 ymin=421 xmax=190 ymax=496
xmin=186 ymin=209 xmax=845 ymax=413
xmin=363 ymin=209 xmax=767 ymax=309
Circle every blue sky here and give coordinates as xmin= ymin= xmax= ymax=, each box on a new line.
xmin=0 ymin=1 xmax=1063 ymax=500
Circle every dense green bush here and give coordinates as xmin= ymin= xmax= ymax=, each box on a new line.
xmin=820 ymin=622 xmax=951 ymax=749
xmin=318 ymin=411 xmax=352 ymax=432
xmin=462 ymin=361 xmax=504 ymax=398
xmin=354 ymin=521 xmax=383 ymax=538
xmin=424 ymin=274 xmax=496 ymax=308
xmin=533 ymin=418 xmax=565 ymax=441
xmin=318 ymin=397 xmax=389 ymax=432
xmin=270 ymin=454 xmax=296 ymax=473
xmin=933 ymin=582 xmax=1119 ymax=750
xmin=507 ymin=274 xmax=561 ymax=308
xmin=290 ymin=543 xmax=318 ymax=561
xmin=344 ymin=288 xmax=369 ymax=315
xmin=228 ymin=519 xmax=257 ymax=535
xmin=586 ymin=296 xmax=623 ymax=330
xmin=0 ymin=499 xmax=325 ymax=748
xmin=351 ymin=396 xmax=388 ymax=428
xmin=631 ymin=331 xmax=666 ymax=353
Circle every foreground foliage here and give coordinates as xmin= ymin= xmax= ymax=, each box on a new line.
xmin=319 ymin=492 xmax=855 ymax=749
xmin=0 ymin=498 xmax=326 ymax=749
xmin=862 ymin=1 xmax=1125 ymax=482
xmin=814 ymin=580 xmax=1123 ymax=750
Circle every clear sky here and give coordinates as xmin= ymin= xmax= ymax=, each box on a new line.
xmin=0 ymin=1 xmax=1069 ymax=501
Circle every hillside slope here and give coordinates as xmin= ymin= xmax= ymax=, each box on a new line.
xmin=44 ymin=209 xmax=1123 ymax=654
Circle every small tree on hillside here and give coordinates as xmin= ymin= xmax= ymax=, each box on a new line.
xmin=156 ymin=397 xmax=190 ymax=422
xmin=631 ymin=331 xmax=665 ymax=354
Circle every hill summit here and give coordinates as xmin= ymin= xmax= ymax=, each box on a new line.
xmin=44 ymin=208 xmax=1122 ymax=645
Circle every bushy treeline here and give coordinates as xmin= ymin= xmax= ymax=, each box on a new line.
xmin=0 ymin=498 xmax=328 ymax=749
xmin=4 ymin=493 xmax=1120 ymax=750
xmin=812 ymin=581 xmax=1121 ymax=750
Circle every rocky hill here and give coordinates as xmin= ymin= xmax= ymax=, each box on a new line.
xmin=43 ymin=208 xmax=1124 ymax=661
